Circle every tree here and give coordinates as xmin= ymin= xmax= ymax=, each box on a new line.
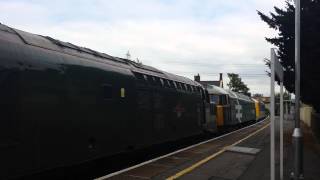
xmin=258 ymin=0 xmax=320 ymax=112
xmin=227 ymin=73 xmax=250 ymax=96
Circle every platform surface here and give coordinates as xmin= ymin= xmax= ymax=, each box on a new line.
xmin=97 ymin=116 xmax=320 ymax=180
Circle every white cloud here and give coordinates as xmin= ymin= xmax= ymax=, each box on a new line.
xmin=0 ymin=0 xmax=287 ymax=96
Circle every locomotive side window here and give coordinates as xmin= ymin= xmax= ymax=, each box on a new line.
xmin=159 ymin=78 xmax=164 ymax=86
xmin=174 ymin=82 xmax=178 ymax=89
xmin=168 ymin=80 xmax=173 ymax=88
xmin=196 ymin=87 xmax=200 ymax=92
xmin=182 ymin=83 xmax=186 ymax=91
xmin=182 ymin=84 xmax=187 ymax=91
xmin=101 ymin=84 xmax=113 ymax=100
xmin=190 ymin=85 xmax=194 ymax=92
xmin=154 ymin=77 xmax=162 ymax=87
xmin=187 ymin=84 xmax=192 ymax=92
xmin=164 ymin=79 xmax=170 ymax=88
xmin=172 ymin=81 xmax=177 ymax=89
xmin=147 ymin=75 xmax=155 ymax=85
xmin=134 ymin=72 xmax=147 ymax=85
xmin=176 ymin=82 xmax=182 ymax=90
xmin=143 ymin=75 xmax=148 ymax=81
xmin=180 ymin=83 xmax=185 ymax=91
xmin=134 ymin=72 xmax=144 ymax=80
xmin=152 ymin=76 xmax=157 ymax=85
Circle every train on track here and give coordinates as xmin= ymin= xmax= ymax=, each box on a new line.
xmin=0 ymin=24 xmax=267 ymax=179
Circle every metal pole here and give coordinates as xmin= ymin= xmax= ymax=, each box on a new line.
xmin=270 ymin=48 xmax=275 ymax=180
xmin=280 ymin=82 xmax=284 ymax=180
xmin=292 ymin=0 xmax=304 ymax=179
xmin=294 ymin=0 xmax=301 ymax=129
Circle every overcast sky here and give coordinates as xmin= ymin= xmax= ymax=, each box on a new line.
xmin=1 ymin=0 xmax=286 ymax=96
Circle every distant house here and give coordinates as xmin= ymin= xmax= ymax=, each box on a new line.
xmin=194 ymin=73 xmax=224 ymax=88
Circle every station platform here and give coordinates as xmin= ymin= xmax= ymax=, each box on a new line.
xmin=96 ymin=117 xmax=320 ymax=180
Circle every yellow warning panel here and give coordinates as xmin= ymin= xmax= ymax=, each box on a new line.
xmin=216 ymin=105 xmax=224 ymax=126
xmin=120 ymin=88 xmax=125 ymax=98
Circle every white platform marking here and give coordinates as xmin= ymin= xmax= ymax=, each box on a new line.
xmin=226 ymin=146 xmax=261 ymax=155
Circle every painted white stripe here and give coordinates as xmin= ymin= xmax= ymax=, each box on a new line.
xmin=94 ymin=116 xmax=269 ymax=180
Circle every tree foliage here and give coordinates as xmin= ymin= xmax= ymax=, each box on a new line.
xmin=227 ymin=73 xmax=250 ymax=96
xmin=258 ymin=0 xmax=320 ymax=111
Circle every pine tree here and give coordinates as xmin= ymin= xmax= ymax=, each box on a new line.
xmin=258 ymin=0 xmax=320 ymax=111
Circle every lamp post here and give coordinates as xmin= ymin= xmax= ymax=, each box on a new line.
xmin=292 ymin=0 xmax=304 ymax=179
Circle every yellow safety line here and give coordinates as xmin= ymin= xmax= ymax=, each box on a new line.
xmin=166 ymin=122 xmax=270 ymax=180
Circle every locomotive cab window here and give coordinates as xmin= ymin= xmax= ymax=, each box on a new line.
xmin=210 ymin=95 xmax=219 ymax=104
xmin=220 ymin=95 xmax=228 ymax=105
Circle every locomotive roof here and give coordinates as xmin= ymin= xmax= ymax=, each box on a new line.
xmin=227 ymin=90 xmax=253 ymax=102
xmin=206 ymin=85 xmax=229 ymax=95
xmin=0 ymin=23 xmax=198 ymax=86
xmin=206 ymin=85 xmax=253 ymax=102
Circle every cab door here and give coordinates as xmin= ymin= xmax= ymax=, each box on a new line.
xmin=200 ymin=89 xmax=217 ymax=132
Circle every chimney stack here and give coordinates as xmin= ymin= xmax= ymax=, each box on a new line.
xmin=219 ymin=73 xmax=223 ymax=88
xmin=194 ymin=74 xmax=200 ymax=82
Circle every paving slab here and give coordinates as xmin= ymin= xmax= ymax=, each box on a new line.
xmin=226 ymin=146 xmax=261 ymax=155
xmin=180 ymin=152 xmax=255 ymax=180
